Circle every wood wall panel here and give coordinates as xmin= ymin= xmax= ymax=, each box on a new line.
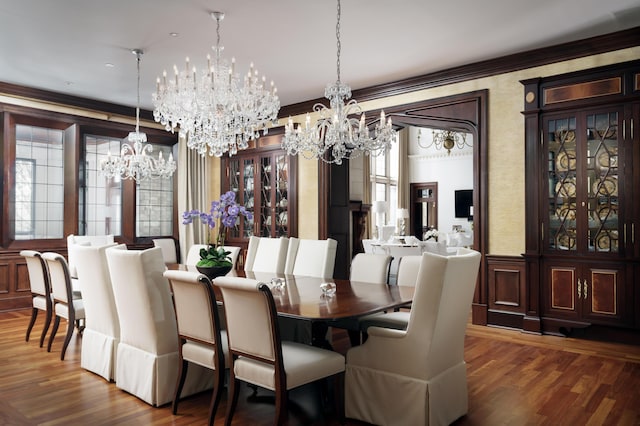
xmin=15 ymin=262 xmax=30 ymax=293
xmin=487 ymin=256 xmax=526 ymax=315
xmin=0 ymin=263 xmax=9 ymax=294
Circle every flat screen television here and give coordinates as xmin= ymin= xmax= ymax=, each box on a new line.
xmin=454 ymin=189 xmax=473 ymax=219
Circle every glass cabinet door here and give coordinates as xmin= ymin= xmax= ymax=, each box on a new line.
xmin=228 ymin=157 xmax=255 ymax=239
xmin=585 ymin=111 xmax=619 ymax=254
xmin=545 ymin=109 xmax=622 ymax=255
xmin=547 ymin=115 xmax=578 ymax=252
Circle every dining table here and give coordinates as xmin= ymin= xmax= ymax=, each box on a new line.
xmin=167 ymin=264 xmax=414 ymax=348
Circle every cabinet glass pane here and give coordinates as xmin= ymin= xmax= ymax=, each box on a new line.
xmin=275 ymin=155 xmax=288 ymax=235
xmin=243 ymin=159 xmax=254 ymax=238
xmin=547 ymin=117 xmax=577 ymax=251
xmin=586 ymin=112 xmax=618 ymax=253
xmin=260 ymin=157 xmax=273 ymax=236
xmin=228 ymin=159 xmax=240 ymax=239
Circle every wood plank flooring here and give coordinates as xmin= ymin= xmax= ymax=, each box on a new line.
xmin=1 ymin=309 xmax=639 ymax=425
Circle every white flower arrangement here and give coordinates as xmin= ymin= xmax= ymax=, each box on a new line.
xmin=423 ymin=228 xmax=439 ymax=241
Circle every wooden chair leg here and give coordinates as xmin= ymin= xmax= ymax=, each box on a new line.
xmin=60 ymin=318 xmax=75 ymax=360
xmin=224 ymin=376 xmax=240 ymax=426
xmin=47 ymin=316 xmax=61 ymax=353
xmin=335 ymin=372 xmax=345 ymax=423
xmin=40 ymin=309 xmax=52 ymax=348
xmin=274 ymin=388 xmax=288 ymax=425
xmin=207 ymin=369 xmax=224 ymax=426
xmin=172 ymin=359 xmax=188 ymax=415
xmin=25 ymin=308 xmax=38 ymax=342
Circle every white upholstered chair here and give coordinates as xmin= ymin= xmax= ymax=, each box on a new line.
xmin=331 ymin=253 xmax=393 ymax=346
xmin=345 ymin=248 xmax=482 ymax=425
xmin=243 ymin=236 xmax=289 ymax=274
xmin=106 ymin=247 xmax=213 ymax=406
xmin=74 ymin=243 xmax=124 ymax=381
xmin=21 ymin=250 xmax=52 ymax=347
xmin=164 ymin=270 xmax=228 ymax=426
xmin=42 ymin=252 xmax=85 ymax=360
xmin=357 ymin=255 xmax=422 ymax=333
xmin=349 ymin=253 xmax=393 ymax=284
xmin=66 ymin=234 xmax=114 ymax=279
xmin=214 ymin=276 xmax=345 ymax=425
xmin=186 ymin=244 xmax=241 ymax=269
xmin=153 ymin=238 xmax=179 ymax=264
xmin=284 ymin=237 xmax=338 ymax=278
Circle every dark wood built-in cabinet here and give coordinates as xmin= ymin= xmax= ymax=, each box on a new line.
xmin=522 ymin=60 xmax=640 ymax=336
xmin=221 ymin=129 xmax=297 ymax=250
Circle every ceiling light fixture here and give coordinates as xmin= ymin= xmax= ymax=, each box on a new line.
xmin=152 ymin=11 xmax=280 ymax=157
xmin=101 ymin=49 xmax=177 ymax=181
xmin=417 ymin=129 xmax=472 ymax=155
xmin=282 ymin=0 xmax=394 ymax=165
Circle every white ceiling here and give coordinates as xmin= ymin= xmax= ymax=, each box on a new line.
xmin=1 ymin=0 xmax=639 ymax=111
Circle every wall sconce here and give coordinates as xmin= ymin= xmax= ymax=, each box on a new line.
xmin=417 ymin=128 xmax=472 ymax=155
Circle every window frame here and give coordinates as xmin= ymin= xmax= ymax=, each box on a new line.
xmin=1 ymin=108 xmax=178 ymax=250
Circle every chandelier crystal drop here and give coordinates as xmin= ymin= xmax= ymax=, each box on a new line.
xmin=101 ymin=49 xmax=177 ymax=181
xmin=282 ymin=0 xmax=394 ymax=165
xmin=152 ymin=11 xmax=280 ymax=157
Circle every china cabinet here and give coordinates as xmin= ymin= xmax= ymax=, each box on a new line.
xmin=522 ymin=60 xmax=640 ymax=334
xmin=221 ymin=129 xmax=297 ymax=247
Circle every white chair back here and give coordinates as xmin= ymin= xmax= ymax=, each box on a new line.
xmin=284 ymin=237 xmax=337 ymax=278
xmin=395 ymin=255 xmax=422 ymax=287
xmin=350 ymin=253 xmax=393 ymax=284
xmin=67 ymin=234 xmax=114 ymax=278
xmin=74 ymin=243 xmax=124 ymax=381
xmin=152 ymin=238 xmax=179 ymax=263
xmin=243 ymin=236 xmax=289 ymax=274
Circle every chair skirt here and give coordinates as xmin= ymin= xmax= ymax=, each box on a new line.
xmin=81 ymin=328 xmax=117 ymax=381
xmin=115 ymin=343 xmax=215 ymax=406
xmin=345 ymin=361 xmax=468 ymax=426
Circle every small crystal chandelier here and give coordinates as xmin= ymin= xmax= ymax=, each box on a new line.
xmin=418 ymin=129 xmax=472 ymax=155
xmin=282 ymin=0 xmax=394 ymax=165
xmin=152 ymin=11 xmax=280 ymax=157
xmin=101 ymin=49 xmax=177 ymax=181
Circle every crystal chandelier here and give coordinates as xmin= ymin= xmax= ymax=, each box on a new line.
xmin=417 ymin=129 xmax=472 ymax=155
xmin=282 ymin=0 xmax=394 ymax=165
xmin=101 ymin=49 xmax=177 ymax=181
xmin=152 ymin=11 xmax=280 ymax=157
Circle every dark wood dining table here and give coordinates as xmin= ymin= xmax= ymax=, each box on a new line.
xmin=167 ymin=265 xmax=414 ymax=347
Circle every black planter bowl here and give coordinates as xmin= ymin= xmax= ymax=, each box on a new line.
xmin=196 ymin=264 xmax=233 ymax=280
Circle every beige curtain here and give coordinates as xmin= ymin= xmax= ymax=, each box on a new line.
xmin=177 ymin=138 xmax=209 ymax=262
xmin=398 ymin=128 xmax=409 ymax=210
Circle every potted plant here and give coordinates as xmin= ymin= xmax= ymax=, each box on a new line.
xmin=182 ymin=191 xmax=252 ymax=278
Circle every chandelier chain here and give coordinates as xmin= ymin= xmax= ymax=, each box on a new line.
xmin=135 ymin=50 xmax=141 ymax=134
xmin=336 ymin=0 xmax=341 ymax=83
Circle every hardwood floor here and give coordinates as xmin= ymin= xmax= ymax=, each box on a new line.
xmin=1 ymin=309 xmax=639 ymax=425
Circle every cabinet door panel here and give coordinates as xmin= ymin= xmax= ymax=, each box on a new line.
xmin=583 ymin=265 xmax=628 ymax=325
xmin=549 ymin=266 xmax=577 ymax=312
